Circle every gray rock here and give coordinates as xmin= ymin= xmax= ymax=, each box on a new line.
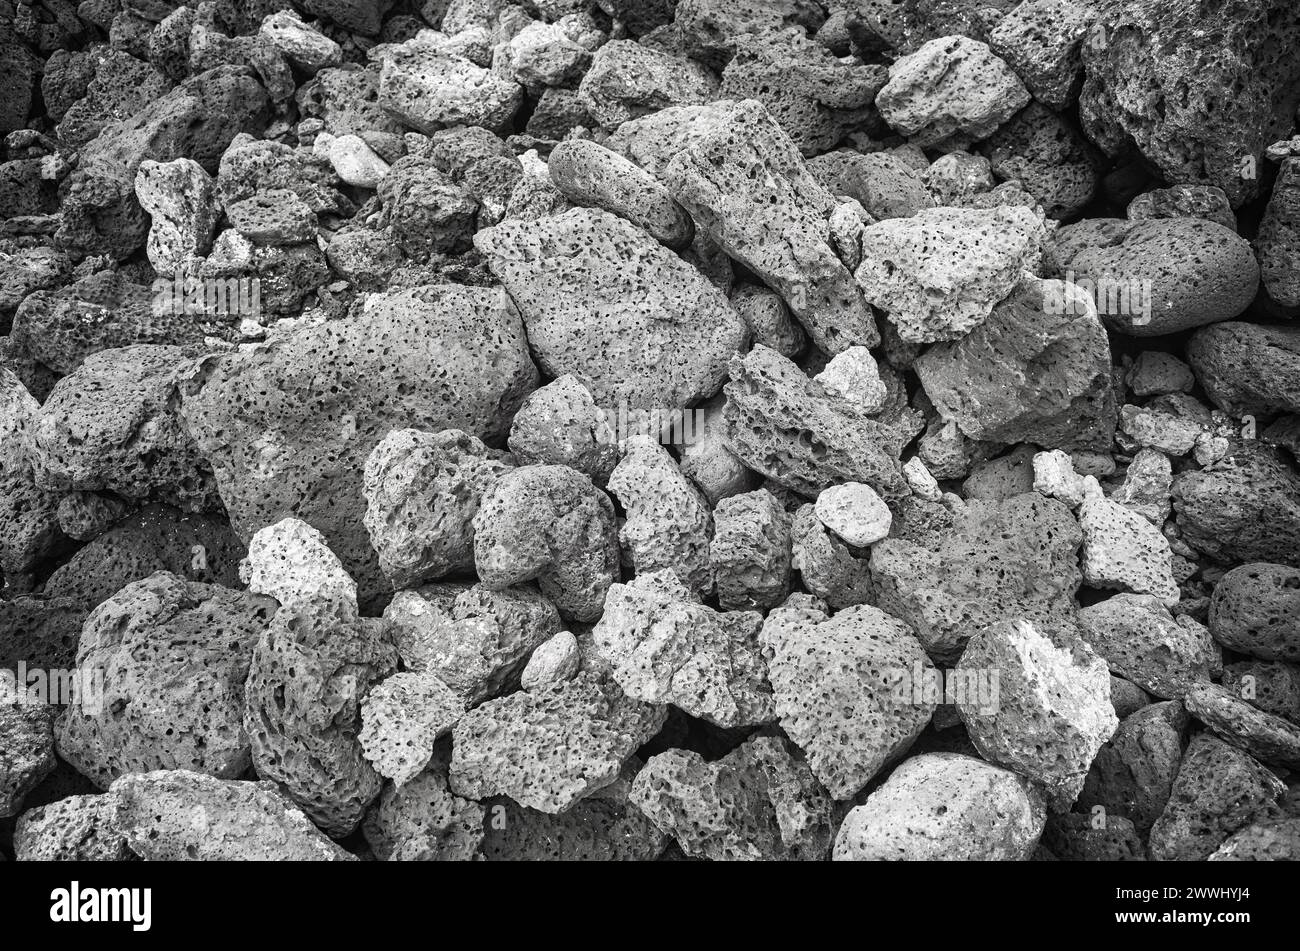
xmin=662 ymin=99 xmax=879 ymax=355
xmin=378 ymin=43 xmax=522 ymax=133
xmin=384 ymin=583 xmax=562 ymax=705
xmin=1077 ymin=594 xmax=1219 ymax=700
xmin=833 ymin=752 xmax=1047 ymax=860
xmin=0 ymin=705 xmax=56 ymax=818
xmin=1078 ymin=495 xmax=1180 ymax=606
xmin=362 ymin=429 xmax=511 ymax=590
xmin=760 ymin=599 xmax=935 ymax=799
xmin=1045 ymin=217 xmax=1259 ymax=336
xmin=1210 ymin=564 xmax=1300 ymax=663
xmin=1148 ymin=732 xmax=1286 ymax=861
xmin=593 ymin=570 xmax=772 ymax=728
xmin=1078 ymin=700 xmax=1188 ymax=835
xmin=876 ymin=36 xmax=1029 ymax=148
xmin=472 ymin=465 xmax=619 ymax=623
xmin=607 ymin=439 xmax=713 ymax=595
xmin=1184 ymin=682 xmax=1300 ymax=772
xmin=723 ymin=345 xmax=907 ymax=499
xmin=359 ymin=671 xmax=466 ymax=787
xmin=710 ymin=489 xmax=793 ymax=612
xmin=915 ymin=273 xmax=1114 ymax=452
xmin=450 ymin=670 xmax=666 ymax=812
xmin=134 ymin=158 xmax=220 ymax=276
xmin=807 ymin=150 xmax=933 ymax=221
xmin=112 ymin=769 xmax=354 ymax=860
xmin=362 ymin=746 xmax=485 ymax=861
xmin=547 ymin=138 xmax=693 ymax=248
xmin=520 ymin=630 xmax=580 ymax=691
xmin=578 ymin=40 xmax=717 ymax=131
xmin=13 ymin=794 xmax=134 ymax=861
xmin=1128 ymin=184 xmax=1236 ymax=231
xmin=870 ymin=493 xmax=1082 ymax=662
xmin=631 ymin=735 xmax=834 ymax=861
xmin=476 ymin=208 xmax=746 ymax=409
xmin=58 ymin=572 xmax=276 ymax=789
xmin=506 ymin=375 xmax=620 ymax=486
xmin=986 ymin=0 xmax=1093 ymax=109
xmin=179 ymin=284 xmax=538 ymax=605
xmin=854 ymin=205 xmax=1046 ymax=344
xmin=957 ymin=619 xmax=1117 ymax=808
xmin=1186 ymin=323 xmax=1300 ymax=418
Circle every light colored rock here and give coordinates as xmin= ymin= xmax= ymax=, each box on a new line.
xmin=520 ymin=630 xmax=580 ymax=690
xmin=360 ymin=671 xmax=465 ymax=787
xmin=328 ymin=133 xmax=390 ymax=188
xmin=241 ymin=517 xmax=357 ymax=617
xmin=813 ymin=482 xmax=892 ymax=547
xmin=814 ymin=346 xmax=886 ymax=413
xmin=1079 ymin=495 xmax=1180 ymax=606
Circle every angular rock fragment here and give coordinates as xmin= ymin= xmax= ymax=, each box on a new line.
xmin=362 ymin=747 xmax=485 ymax=862
xmin=1186 ymin=323 xmax=1300 ymax=418
xmin=631 ymin=735 xmax=833 ymax=861
xmin=662 ymin=99 xmax=878 ymax=355
xmin=476 ymin=208 xmax=746 ymax=409
xmin=1148 ymin=733 xmax=1286 ymax=862
xmin=1078 ymin=495 xmax=1180 ymax=606
xmin=957 ymin=619 xmax=1117 ymax=808
xmin=363 ymin=429 xmax=511 ymax=590
xmin=854 ymin=205 xmax=1046 ymax=344
xmin=1078 ymin=700 xmax=1188 ymax=835
xmin=0 ymin=705 xmax=56 ymax=818
xmin=710 ymin=489 xmax=793 ymax=612
xmin=1210 ymin=564 xmax=1300 ymax=663
xmin=760 ymin=599 xmax=935 ymax=798
xmin=112 ymin=770 xmax=354 ymax=860
xmin=520 ymin=631 xmax=580 ymax=691
xmin=449 ymin=671 xmax=666 ymax=813
xmin=360 ymin=672 xmax=466 ymax=787
xmin=578 ymin=40 xmax=717 ymax=131
xmin=179 ymin=284 xmax=538 ymax=604
xmin=378 ymin=42 xmax=522 ymax=133
xmin=506 ymin=376 xmax=620 ymax=485
xmin=1077 ymin=594 xmax=1219 ymax=700
xmin=876 ymin=36 xmax=1029 ymax=148
xmin=593 ymin=571 xmax=772 ymax=728
xmin=607 ymin=439 xmax=713 ymax=595
xmin=13 ymin=794 xmax=134 ymax=862
xmin=1184 ymin=682 xmax=1300 ymax=772
xmin=870 ymin=493 xmax=1082 ymax=661
xmin=723 ymin=346 xmax=906 ymax=499
xmin=833 ymin=753 xmax=1047 ymax=860
xmin=916 ymin=274 xmax=1113 ymax=451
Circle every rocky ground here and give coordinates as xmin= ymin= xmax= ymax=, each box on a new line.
xmin=1 ymin=0 xmax=1300 ymax=862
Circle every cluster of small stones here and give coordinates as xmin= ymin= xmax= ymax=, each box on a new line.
xmin=1 ymin=0 xmax=1300 ymax=864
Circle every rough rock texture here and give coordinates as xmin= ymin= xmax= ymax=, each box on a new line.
xmin=1046 ymin=217 xmax=1259 ymax=335
xmin=958 ymin=619 xmax=1118 ymax=808
xmin=1172 ymin=442 xmax=1300 ymax=569
xmin=378 ymin=43 xmax=522 ymax=133
xmin=1148 ymin=733 xmax=1286 ymax=861
xmin=710 ymin=489 xmax=793 ymax=612
xmin=1078 ymin=495 xmax=1180 ymax=605
xmin=58 ymin=572 xmax=275 ymax=789
xmin=13 ymin=793 xmax=135 ymax=862
xmin=0 ymin=705 xmax=56 ymax=818
xmin=449 ymin=671 xmax=666 ymax=813
xmin=1078 ymin=700 xmax=1188 ymax=835
xmin=244 ymin=602 xmax=400 ymax=836
xmin=1079 ymin=0 xmax=1300 ymax=208
xmin=870 ymin=493 xmax=1083 ymax=662
xmin=384 ymin=583 xmax=562 ymax=705
xmin=363 ymin=428 xmax=511 ymax=589
xmin=179 ymin=284 xmax=538 ymax=604
xmin=473 ymin=465 xmax=619 ymax=623
xmin=661 ymin=99 xmax=879 ymax=355
xmin=1186 ymin=323 xmax=1300 ymax=419
xmin=362 ymin=746 xmax=485 ymax=861
xmin=916 ymin=274 xmax=1114 ymax=452
xmin=578 ymin=40 xmax=717 ymax=131
xmin=593 ymin=571 xmax=772 ymax=728
xmin=833 ymin=753 xmax=1047 ymax=860
xmin=359 ymin=672 xmax=465 ymax=787
xmin=607 ymin=438 xmax=713 ymax=595
xmin=1184 ymin=682 xmax=1300 ymax=772
xmin=112 ymin=770 xmax=354 ymax=860
xmin=1210 ymin=564 xmax=1300 ymax=663
xmin=723 ymin=345 xmax=907 ymax=499
xmin=630 ymin=736 xmax=834 ymax=861
xmin=760 ymin=599 xmax=935 ymax=799
xmin=854 ymin=205 xmax=1046 ymax=344
xmin=1078 ymin=595 xmax=1219 ymax=700
xmin=476 ymin=208 xmax=745 ymax=409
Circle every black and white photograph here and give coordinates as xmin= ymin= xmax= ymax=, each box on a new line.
xmin=0 ymin=0 xmax=1294 ymax=926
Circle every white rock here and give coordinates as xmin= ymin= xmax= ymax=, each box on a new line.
xmin=902 ymin=457 xmax=942 ymax=501
xmin=815 ymin=346 xmax=887 ymax=413
xmin=241 ymin=517 xmax=357 ymax=616
xmin=259 ymin=10 xmax=342 ymax=74
xmin=521 ymin=630 xmax=580 ymax=690
xmin=1079 ymin=496 xmax=1180 ymax=606
xmin=814 ymin=482 xmax=892 ymax=547
xmin=1032 ymin=449 xmax=1087 ymax=507
xmin=328 ymin=134 xmax=390 ymax=189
